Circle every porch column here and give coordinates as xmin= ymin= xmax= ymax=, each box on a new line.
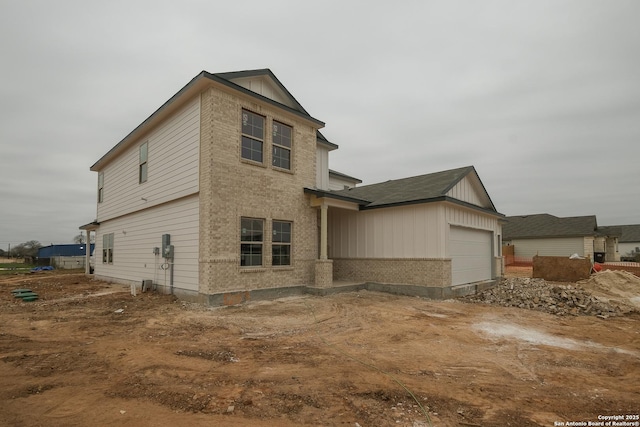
xmin=320 ymin=203 xmax=328 ymax=260
xmin=85 ymin=231 xmax=92 ymax=275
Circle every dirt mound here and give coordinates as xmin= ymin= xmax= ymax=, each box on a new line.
xmin=577 ymin=270 xmax=640 ymax=308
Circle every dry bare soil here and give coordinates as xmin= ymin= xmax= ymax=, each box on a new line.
xmin=1 ymin=270 xmax=639 ymax=427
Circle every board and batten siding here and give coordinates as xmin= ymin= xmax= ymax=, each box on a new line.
xmin=97 ymin=96 xmax=200 ymax=222
xmin=510 ymin=237 xmax=585 ymax=259
xmin=329 ymin=204 xmax=447 ymax=258
xmin=446 ymin=174 xmax=492 ymax=209
xmin=316 ymin=146 xmax=329 ymax=190
xmin=93 ymin=195 xmax=199 ymax=293
xmin=329 ymin=202 xmax=501 ymax=260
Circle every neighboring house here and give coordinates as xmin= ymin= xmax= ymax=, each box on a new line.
xmin=503 ymin=214 xmax=620 ymax=263
xmin=80 ymin=68 xmax=503 ymax=304
xmin=37 ymin=244 xmax=95 ymax=269
xmin=599 ymin=224 xmax=640 ymax=261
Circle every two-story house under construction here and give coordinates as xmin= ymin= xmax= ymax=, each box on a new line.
xmin=81 ymin=69 xmax=504 ymax=304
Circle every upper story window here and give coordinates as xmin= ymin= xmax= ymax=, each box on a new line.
xmin=241 ymin=110 xmax=264 ymax=163
xmin=98 ymin=172 xmax=104 ymax=203
xmin=272 ymin=121 xmax=292 ymax=170
xmin=240 ymin=217 xmax=264 ymax=267
xmin=139 ymin=142 xmax=148 ymax=183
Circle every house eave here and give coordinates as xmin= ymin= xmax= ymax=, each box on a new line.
xmin=303 ymin=188 xmax=370 ymax=206
xmin=362 ymin=196 xmax=504 ymax=218
xmin=79 ymin=221 xmax=100 ymax=231
xmin=91 ymin=70 xmax=325 ymax=172
xmin=329 ymin=169 xmax=362 ymax=183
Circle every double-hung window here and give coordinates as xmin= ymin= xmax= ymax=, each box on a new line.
xmin=272 ymin=221 xmax=292 ymax=266
xmin=139 ymin=142 xmax=148 ymax=183
xmin=98 ymin=172 xmax=104 ymax=203
xmin=241 ymin=110 xmax=264 ymax=163
xmin=240 ymin=218 xmax=263 ymax=267
xmin=102 ymin=233 xmax=114 ymax=264
xmin=272 ymin=121 xmax=292 ymax=170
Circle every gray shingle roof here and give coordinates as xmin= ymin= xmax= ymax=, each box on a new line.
xmin=503 ymin=214 xmax=598 ymax=240
xmin=599 ymin=224 xmax=640 ymax=242
xmin=329 ymin=166 xmax=497 ymax=212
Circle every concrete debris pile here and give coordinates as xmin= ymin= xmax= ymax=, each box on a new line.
xmin=464 ymin=276 xmax=638 ymax=318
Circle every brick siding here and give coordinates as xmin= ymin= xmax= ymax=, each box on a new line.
xmin=333 ymin=258 xmax=452 ymax=288
xmin=198 ymin=87 xmax=320 ymax=294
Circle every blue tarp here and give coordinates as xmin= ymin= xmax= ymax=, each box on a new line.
xmin=31 ymin=266 xmax=54 ymax=272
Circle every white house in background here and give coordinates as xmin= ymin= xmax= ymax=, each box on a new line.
xmin=503 ymin=214 xmax=620 ymax=263
xmin=599 ymin=224 xmax=640 ymax=261
xmin=81 ymin=68 xmax=504 ymax=305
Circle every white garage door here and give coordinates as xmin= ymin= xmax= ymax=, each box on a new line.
xmin=450 ymin=226 xmax=493 ymax=286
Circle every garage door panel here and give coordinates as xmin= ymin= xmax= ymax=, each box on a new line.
xmin=451 ymin=227 xmax=492 ymax=286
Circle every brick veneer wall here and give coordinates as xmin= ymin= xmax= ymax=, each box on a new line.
xmin=333 ymin=258 xmax=452 ymax=288
xmin=198 ymin=87 xmax=320 ymax=295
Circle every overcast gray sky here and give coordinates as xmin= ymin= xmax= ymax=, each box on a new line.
xmin=1 ymin=0 xmax=639 ymax=248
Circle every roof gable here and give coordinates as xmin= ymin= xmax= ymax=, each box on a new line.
xmin=503 ymin=214 xmax=598 ymax=240
xmin=329 ymin=166 xmax=498 ymax=213
xmin=446 ymin=173 xmax=495 ymax=210
xmin=214 ymin=69 xmax=309 ymax=115
xmin=91 ymin=68 xmax=325 ymax=171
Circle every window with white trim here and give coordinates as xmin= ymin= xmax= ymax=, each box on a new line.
xmin=272 ymin=220 xmax=292 ymax=266
xmin=272 ymin=121 xmax=292 ymax=170
xmin=240 ymin=217 xmax=263 ymax=266
xmin=241 ymin=110 xmax=264 ymax=163
xmin=102 ymin=233 xmax=114 ymax=264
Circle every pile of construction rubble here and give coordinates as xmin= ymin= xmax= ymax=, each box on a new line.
xmin=463 ymin=271 xmax=640 ymax=317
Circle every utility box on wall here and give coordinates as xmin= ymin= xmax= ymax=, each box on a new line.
xmin=161 ymin=234 xmax=174 ymax=259
xmin=162 ymin=234 xmax=170 ymax=254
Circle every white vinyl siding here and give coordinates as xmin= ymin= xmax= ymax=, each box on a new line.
xmin=510 ymin=237 xmax=585 ymax=259
xmin=97 ymin=96 xmax=200 ymax=222
xmin=620 ymin=242 xmax=640 ymax=256
xmin=316 ymin=146 xmax=329 ymax=190
xmin=328 ymin=175 xmax=357 ymax=191
xmin=93 ymin=195 xmax=199 ymax=292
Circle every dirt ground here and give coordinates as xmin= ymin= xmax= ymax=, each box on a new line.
xmin=1 ymin=269 xmax=639 ymax=427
